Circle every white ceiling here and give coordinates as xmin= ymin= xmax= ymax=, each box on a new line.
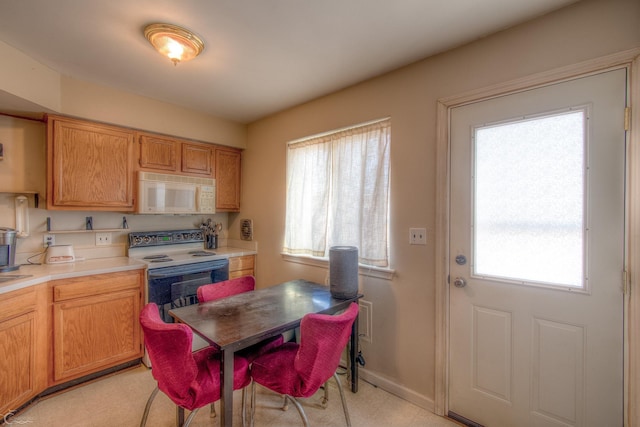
xmin=0 ymin=0 xmax=578 ymax=124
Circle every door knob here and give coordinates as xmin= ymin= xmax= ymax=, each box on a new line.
xmin=453 ymin=277 xmax=466 ymax=288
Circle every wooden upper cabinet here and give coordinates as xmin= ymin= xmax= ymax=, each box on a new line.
xmin=138 ymin=132 xmax=213 ymax=177
xmin=215 ymin=147 xmax=242 ymax=211
xmin=46 ymin=115 xmax=135 ymax=211
xmin=182 ymin=142 xmax=212 ymax=176
xmin=138 ymin=133 xmax=178 ymax=171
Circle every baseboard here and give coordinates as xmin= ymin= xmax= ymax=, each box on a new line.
xmin=343 ymin=359 xmax=435 ymax=412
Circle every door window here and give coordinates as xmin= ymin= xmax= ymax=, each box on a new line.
xmin=473 ymin=110 xmax=587 ymax=289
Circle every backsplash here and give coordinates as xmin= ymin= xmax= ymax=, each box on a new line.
xmin=0 ymin=193 xmax=230 ymax=263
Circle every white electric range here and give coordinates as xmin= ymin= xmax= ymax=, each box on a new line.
xmin=129 ymin=229 xmax=229 ymax=366
xmin=128 ymin=229 xmax=229 ymax=322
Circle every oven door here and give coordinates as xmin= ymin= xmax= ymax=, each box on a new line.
xmin=147 ymin=259 xmax=229 ymax=323
xmin=143 ymin=259 xmax=229 ymax=367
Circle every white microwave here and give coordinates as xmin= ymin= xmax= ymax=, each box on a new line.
xmin=137 ymin=172 xmax=215 ymax=214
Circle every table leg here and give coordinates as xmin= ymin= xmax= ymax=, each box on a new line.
xmin=220 ymin=348 xmax=235 ymax=427
xmin=350 ymin=314 xmax=359 ymax=392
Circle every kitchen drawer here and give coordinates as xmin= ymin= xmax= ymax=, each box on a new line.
xmin=52 ymin=270 xmax=143 ymax=302
xmin=0 ymin=286 xmax=37 ymax=322
xmin=229 ymin=255 xmax=255 ymax=272
xmin=229 ymin=269 xmax=254 ymax=279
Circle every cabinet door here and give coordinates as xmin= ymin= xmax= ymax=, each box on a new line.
xmin=139 ymin=133 xmax=179 ymax=171
xmin=229 ymin=255 xmax=255 ymax=278
xmin=47 ymin=116 xmax=135 ymax=210
xmin=182 ymin=142 xmax=213 ymax=176
xmin=53 ymin=289 xmax=142 ymax=383
xmin=0 ymin=285 xmax=47 ymax=414
xmin=215 ymin=148 xmax=242 ymax=211
xmin=0 ymin=312 xmax=37 ymax=414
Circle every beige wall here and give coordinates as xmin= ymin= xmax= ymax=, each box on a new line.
xmin=60 ymin=76 xmax=246 ymax=149
xmin=241 ymin=0 xmax=640 ymax=408
xmin=0 ymin=40 xmax=61 ymax=112
xmin=0 ymin=40 xmax=246 ymax=149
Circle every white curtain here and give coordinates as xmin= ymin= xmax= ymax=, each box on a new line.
xmin=283 ymin=119 xmax=391 ymax=267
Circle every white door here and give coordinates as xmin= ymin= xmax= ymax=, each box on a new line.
xmin=448 ymin=69 xmax=627 ymax=427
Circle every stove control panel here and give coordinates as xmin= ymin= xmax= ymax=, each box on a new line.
xmin=128 ymin=229 xmax=204 ymax=248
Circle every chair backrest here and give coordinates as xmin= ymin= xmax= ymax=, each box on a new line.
xmin=294 ymin=302 xmax=359 ymax=396
xmin=197 ymin=275 xmax=256 ymax=302
xmin=139 ymin=303 xmax=200 ymax=406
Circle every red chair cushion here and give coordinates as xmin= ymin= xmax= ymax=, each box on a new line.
xmin=250 ymin=343 xmax=303 ymax=395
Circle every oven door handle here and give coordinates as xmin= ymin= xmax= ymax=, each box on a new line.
xmin=147 ymin=260 xmax=229 ymax=279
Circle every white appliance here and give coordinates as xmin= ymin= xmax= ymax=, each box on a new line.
xmin=137 ymin=172 xmax=215 ymax=215
xmin=128 ymin=229 xmax=229 ymax=366
xmin=46 ymin=245 xmax=78 ymax=264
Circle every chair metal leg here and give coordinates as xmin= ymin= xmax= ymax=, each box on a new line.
xmin=210 ymin=402 xmax=217 ymax=418
xmin=333 ymin=372 xmax=351 ymax=427
xmin=182 ymin=408 xmax=200 ymax=427
xmin=177 ymin=406 xmax=184 ymax=426
xmin=140 ymin=386 xmax=160 ymax=427
xmin=250 ymin=381 xmax=256 ymax=427
xmin=242 ymin=387 xmax=247 ymax=427
xmin=320 ymin=381 xmax=329 ymax=408
xmin=286 ymin=396 xmax=310 ymax=427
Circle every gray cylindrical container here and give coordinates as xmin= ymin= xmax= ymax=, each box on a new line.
xmin=329 ymin=246 xmax=359 ymax=299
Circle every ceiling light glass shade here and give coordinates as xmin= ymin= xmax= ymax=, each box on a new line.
xmin=144 ymin=23 xmax=204 ymax=65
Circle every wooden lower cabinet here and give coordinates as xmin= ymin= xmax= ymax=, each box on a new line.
xmin=0 ymin=285 xmax=48 ymax=414
xmin=51 ymin=270 xmax=144 ymax=384
xmin=229 ymin=255 xmax=255 ymax=279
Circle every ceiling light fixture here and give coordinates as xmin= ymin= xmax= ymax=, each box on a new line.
xmin=144 ymin=23 xmax=204 ymax=66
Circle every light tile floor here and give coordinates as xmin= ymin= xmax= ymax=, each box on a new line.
xmin=13 ymin=364 xmax=460 ymax=427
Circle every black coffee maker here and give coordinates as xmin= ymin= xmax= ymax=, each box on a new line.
xmin=0 ymin=227 xmax=19 ymax=272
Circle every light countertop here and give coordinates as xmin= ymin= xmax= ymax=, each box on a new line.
xmin=0 ymin=246 xmax=256 ymax=295
xmin=0 ymin=257 xmax=146 ymax=294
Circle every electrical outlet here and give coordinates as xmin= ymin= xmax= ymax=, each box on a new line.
xmin=43 ymin=234 xmax=55 ymax=247
xmin=95 ymin=232 xmax=112 ymax=246
xmin=409 ymin=228 xmax=427 ymax=245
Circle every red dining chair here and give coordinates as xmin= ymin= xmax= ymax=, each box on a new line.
xmin=139 ymin=303 xmax=251 ymax=427
xmin=249 ymin=302 xmax=359 ymax=427
xmin=197 ymin=276 xmax=285 ymax=362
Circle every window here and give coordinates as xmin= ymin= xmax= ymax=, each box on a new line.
xmin=283 ymin=118 xmax=391 ymax=268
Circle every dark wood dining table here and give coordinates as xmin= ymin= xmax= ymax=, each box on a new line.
xmin=169 ymin=278 xmax=362 ymax=427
